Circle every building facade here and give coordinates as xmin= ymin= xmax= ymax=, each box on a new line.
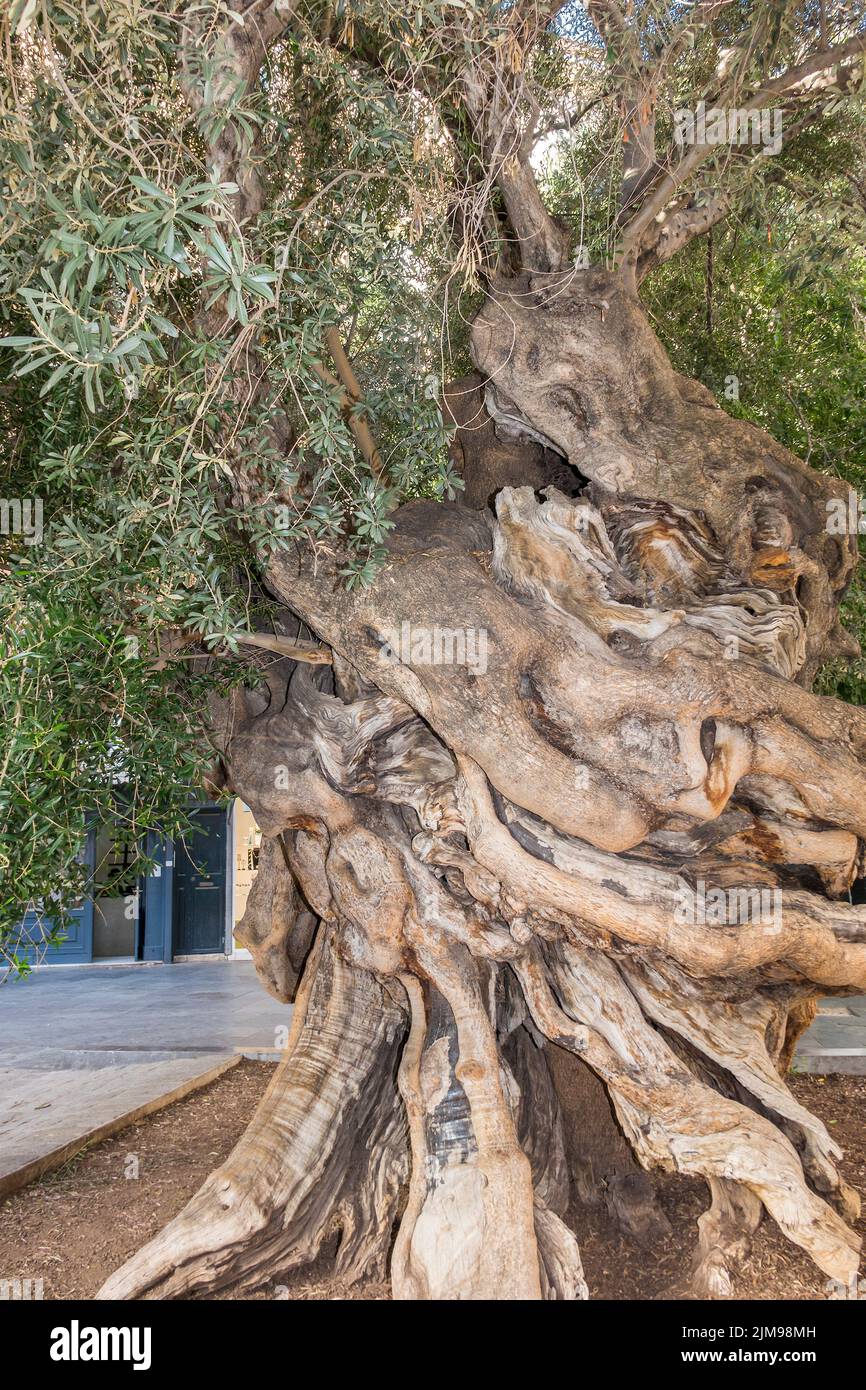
xmin=16 ymin=799 xmax=262 ymax=967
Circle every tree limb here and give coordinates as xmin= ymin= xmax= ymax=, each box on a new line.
xmin=619 ymin=33 xmax=866 ymax=268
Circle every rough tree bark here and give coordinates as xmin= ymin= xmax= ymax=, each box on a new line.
xmin=97 ymin=4 xmax=866 ymax=1301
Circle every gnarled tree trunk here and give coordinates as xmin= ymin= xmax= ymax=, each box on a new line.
xmin=99 ymin=262 xmax=864 ymax=1302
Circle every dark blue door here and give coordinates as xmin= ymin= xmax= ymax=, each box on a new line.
xmin=172 ymin=809 xmax=226 ymax=955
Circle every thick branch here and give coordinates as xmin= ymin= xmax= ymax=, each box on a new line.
xmin=619 ymin=34 xmax=866 ymax=268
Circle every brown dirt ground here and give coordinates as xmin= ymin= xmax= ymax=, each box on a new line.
xmin=0 ymin=1061 xmax=862 ymax=1301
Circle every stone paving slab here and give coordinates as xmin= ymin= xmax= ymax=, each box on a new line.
xmin=794 ymin=997 xmax=866 ymax=1075
xmin=800 ymin=1014 xmax=866 ymax=1050
xmin=0 ymin=960 xmax=291 ymax=1197
xmin=0 ymin=1055 xmax=240 ymax=1197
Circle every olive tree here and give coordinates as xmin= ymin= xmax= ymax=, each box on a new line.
xmin=2 ymin=0 xmax=866 ymax=1300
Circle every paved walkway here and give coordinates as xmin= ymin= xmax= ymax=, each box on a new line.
xmin=0 ymin=960 xmax=291 ymax=1196
xmin=796 ymin=996 xmax=866 ymax=1075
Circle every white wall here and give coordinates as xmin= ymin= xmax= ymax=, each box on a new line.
xmin=229 ymin=800 xmax=261 ymax=958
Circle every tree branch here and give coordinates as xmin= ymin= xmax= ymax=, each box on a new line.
xmin=308 ymin=327 xmax=385 ymax=481
xmin=619 ymin=34 xmax=866 ymax=271
xmin=633 ymin=103 xmax=838 ymax=281
xmin=458 ymin=2 xmax=571 ymax=272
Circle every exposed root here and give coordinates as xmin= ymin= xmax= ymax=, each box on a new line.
xmin=97 ymin=929 xmax=408 ymax=1299
xmin=778 ymin=998 xmax=819 ymax=1074
xmin=535 ymin=1199 xmax=589 ymax=1301
xmin=392 ymin=933 xmax=542 ymax=1300
xmin=515 ymin=943 xmax=861 ymax=1288
xmin=693 ymin=1179 xmax=763 ymax=1299
xmin=620 ymin=959 xmax=861 ymax=1225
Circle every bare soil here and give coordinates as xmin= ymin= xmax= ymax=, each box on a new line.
xmin=0 ymin=1061 xmax=862 ymax=1301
